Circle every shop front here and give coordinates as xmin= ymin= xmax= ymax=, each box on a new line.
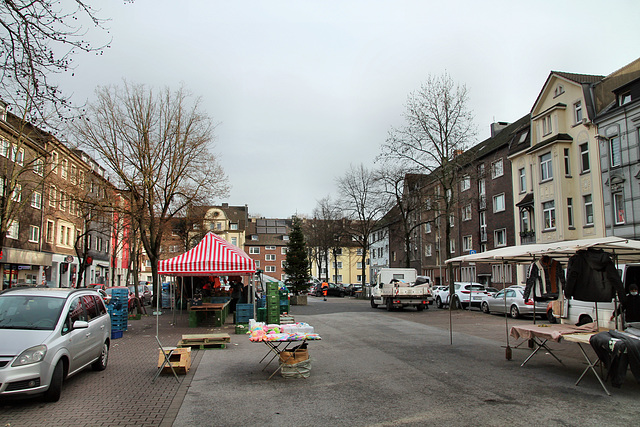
xmin=1 ymin=247 xmax=52 ymax=289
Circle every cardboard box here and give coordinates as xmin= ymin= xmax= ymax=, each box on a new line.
xmin=279 ymin=348 xmax=309 ymax=365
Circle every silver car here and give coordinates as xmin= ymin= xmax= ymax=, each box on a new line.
xmin=480 ymin=287 xmax=548 ymax=319
xmin=0 ymin=287 xmax=111 ymax=402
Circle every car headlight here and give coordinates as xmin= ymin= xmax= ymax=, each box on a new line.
xmin=12 ymin=345 xmax=47 ymax=367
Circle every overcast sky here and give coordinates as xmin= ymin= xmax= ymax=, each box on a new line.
xmin=59 ymin=0 xmax=640 ymax=219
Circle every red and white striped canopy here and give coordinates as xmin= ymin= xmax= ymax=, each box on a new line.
xmin=158 ymin=232 xmax=256 ymax=276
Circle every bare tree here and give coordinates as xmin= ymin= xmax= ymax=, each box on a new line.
xmin=337 ymin=164 xmax=391 ymax=287
xmin=0 ymin=0 xmax=108 ymax=129
xmin=304 ymin=196 xmax=343 ymax=281
xmin=375 ymin=165 xmax=431 ymax=268
xmin=379 ymin=72 xmax=475 ymax=292
xmin=72 ymin=82 xmax=230 ymax=297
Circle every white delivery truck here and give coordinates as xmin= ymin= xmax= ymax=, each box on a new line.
xmin=370 ymin=268 xmax=433 ymax=311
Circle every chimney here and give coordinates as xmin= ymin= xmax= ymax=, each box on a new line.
xmin=490 ymin=121 xmax=510 ymax=137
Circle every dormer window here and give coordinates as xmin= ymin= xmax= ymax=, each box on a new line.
xmin=554 ymin=85 xmax=564 ymax=97
xmin=619 ymin=91 xmax=631 ymax=106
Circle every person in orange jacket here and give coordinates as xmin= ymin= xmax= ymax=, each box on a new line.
xmin=321 ymin=281 xmax=329 ymax=301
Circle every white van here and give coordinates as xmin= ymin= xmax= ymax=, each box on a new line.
xmin=549 ymin=263 xmax=640 ymax=329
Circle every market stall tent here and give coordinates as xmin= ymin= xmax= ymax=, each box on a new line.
xmin=158 ymin=232 xmax=256 ymax=276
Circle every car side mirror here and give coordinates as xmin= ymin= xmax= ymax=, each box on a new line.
xmin=73 ymin=320 xmax=89 ymax=329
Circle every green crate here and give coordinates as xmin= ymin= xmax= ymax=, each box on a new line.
xmin=235 ymin=323 xmax=249 ymax=334
xmin=257 ymin=307 xmax=266 ymax=322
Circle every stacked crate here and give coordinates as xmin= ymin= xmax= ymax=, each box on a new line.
xmin=235 ymin=303 xmax=253 ymax=325
xmin=107 ymin=288 xmax=129 ymax=336
xmin=279 ymin=289 xmax=290 ymax=315
xmin=161 ymin=283 xmax=171 ymax=309
xmin=266 ymin=283 xmax=280 ymax=324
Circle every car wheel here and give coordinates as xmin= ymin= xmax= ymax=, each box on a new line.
xmin=92 ymin=341 xmax=109 ymax=371
xmin=43 ymin=361 xmax=64 ymax=402
xmin=416 ymin=304 xmax=425 ymax=311
xmin=547 ymin=309 xmax=557 ymax=324
xmin=436 ymin=297 xmax=443 ymax=309
xmin=370 ymin=297 xmax=378 ymax=309
xmin=340 ymin=292 xmax=345 ymax=298
xmin=510 ymin=305 xmax=520 ymax=319
xmin=386 ymin=299 xmax=393 ymax=311
xmin=481 ymin=302 xmax=490 ymax=314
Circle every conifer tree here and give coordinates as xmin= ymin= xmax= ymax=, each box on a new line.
xmin=284 ymin=216 xmax=310 ymax=295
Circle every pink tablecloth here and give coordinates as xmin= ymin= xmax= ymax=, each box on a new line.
xmin=510 ymin=322 xmax=598 ymax=342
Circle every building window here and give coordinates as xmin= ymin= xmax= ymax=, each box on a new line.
xmin=584 ymin=194 xmax=594 ymax=226
xmin=574 ymin=101 xmax=583 ymax=123
xmin=281 ymin=247 xmax=287 ymax=254
xmin=563 ymin=148 xmax=571 ymax=176
xmin=336 ymin=262 xmax=343 ymax=269
xmin=542 ymin=115 xmax=552 ymax=135
xmin=0 ymin=139 xmax=8 ymax=157
xmin=59 ymin=191 xmax=66 ymax=211
xmin=31 ymin=191 xmax=42 ymax=209
xmin=231 ymin=237 xmax=237 ymax=246
xmin=614 ymin=193 xmax=625 ymax=225
xmin=462 ymin=204 xmax=472 ymax=221
xmin=480 ymin=211 xmax=487 ymax=242
xmin=494 ymin=229 xmax=506 ymax=247
xmin=61 ymin=159 xmax=68 ymax=179
xmin=520 ymin=210 xmax=529 ymax=232
xmin=249 ymin=247 xmax=260 ymax=254
xmin=46 ymin=220 xmax=54 ymax=243
xmin=492 ymin=264 xmax=512 ymax=283
xmin=449 ymin=239 xmax=455 ymax=254
xmin=426 ymin=244 xmax=432 ymax=257
xmin=282 ymin=236 xmax=289 ymax=241
xmin=580 ymin=143 xmax=590 ymax=173
xmin=567 ymin=198 xmax=574 ymax=228
xmin=266 ymin=245 xmax=276 ymax=250
xmin=493 ymin=193 xmax=505 ymax=213
xmin=255 ymin=260 xmax=260 ymax=268
xmin=540 ymin=152 xmax=553 ymax=182
xmin=518 ymin=168 xmax=526 ymax=193
xmin=14 ymin=147 xmax=24 ymax=166
xmin=6 ymin=220 xmax=19 ymax=239
xmin=251 ymin=235 xmax=258 ymax=240
xmin=51 ymin=151 xmax=58 ymax=172
xmin=463 ymin=235 xmax=473 ymax=252
xmin=461 ymin=175 xmax=470 ymax=192
xmin=554 ymin=85 xmax=564 ymax=97
xmin=425 ymin=222 xmax=431 ymax=233
xmin=491 ymin=159 xmax=504 ymax=179
xmin=265 ymin=265 xmax=276 ymax=273
xmin=619 ymin=91 xmax=631 ymax=106
xmin=11 ymin=183 xmax=21 ymax=202
xmin=29 ymin=225 xmax=40 ymax=243
xmin=543 ymin=201 xmax=556 ymax=230
xmin=265 ymin=254 xmax=276 ymax=261
xmin=230 ymin=223 xmax=238 ymax=230
xmin=610 ymin=136 xmax=621 ymax=168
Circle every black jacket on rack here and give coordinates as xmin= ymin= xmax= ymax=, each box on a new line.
xmin=565 ymin=248 xmax=624 ymax=303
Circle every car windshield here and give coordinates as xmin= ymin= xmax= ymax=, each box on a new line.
xmin=0 ymin=295 xmax=65 ymax=330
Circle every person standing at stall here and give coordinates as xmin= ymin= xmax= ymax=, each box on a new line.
xmin=230 ymin=276 xmax=243 ymax=313
xmin=611 ymin=283 xmax=640 ymax=325
xmin=321 ymin=281 xmax=329 ymax=301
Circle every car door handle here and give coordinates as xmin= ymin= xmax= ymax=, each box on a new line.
xmin=85 ymin=332 xmax=91 ymax=338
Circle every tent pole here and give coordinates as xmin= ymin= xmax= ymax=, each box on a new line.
xmin=503 ymin=259 xmax=511 ymax=360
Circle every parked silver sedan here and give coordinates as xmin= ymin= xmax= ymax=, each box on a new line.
xmin=480 ymin=287 xmax=547 ymax=319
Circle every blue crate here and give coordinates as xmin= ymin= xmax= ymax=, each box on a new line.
xmin=111 ymin=330 xmax=124 ymax=339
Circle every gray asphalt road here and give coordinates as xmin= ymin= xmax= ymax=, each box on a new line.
xmin=175 ymin=296 xmax=640 ymax=426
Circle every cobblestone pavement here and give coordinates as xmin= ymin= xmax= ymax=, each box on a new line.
xmin=0 ymin=308 xmax=230 ymax=427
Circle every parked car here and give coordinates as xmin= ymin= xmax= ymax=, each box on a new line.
xmin=344 ymin=284 xmax=363 ymax=296
xmin=312 ymin=283 xmax=347 ymax=297
xmin=128 ymin=284 xmax=152 ymax=305
xmin=435 ymin=282 xmax=487 ymax=309
xmin=480 ymin=287 xmax=548 ymax=319
xmin=484 ymin=287 xmax=499 ymax=296
xmin=0 ymin=287 xmax=111 ymax=401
